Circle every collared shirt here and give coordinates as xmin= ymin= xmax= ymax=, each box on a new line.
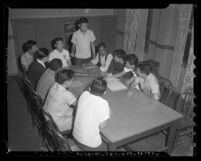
xmin=49 ymin=49 xmax=70 ymax=68
xmin=71 ymin=29 xmax=96 ymax=59
xmin=36 ymin=59 xmax=46 ymax=68
xmin=21 ymin=52 xmax=34 ymax=71
xmin=43 ymin=83 xmax=76 ymax=131
xmin=136 ymin=73 xmax=160 ymax=97
xmin=91 ymin=53 xmax=113 ymax=72
xmin=36 ymin=68 xmax=55 ymax=101
xmin=73 ymin=91 xmax=110 ymax=148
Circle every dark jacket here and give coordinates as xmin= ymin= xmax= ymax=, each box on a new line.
xmin=107 ymin=60 xmax=124 ymax=74
xmin=28 ymin=59 xmax=46 ymax=89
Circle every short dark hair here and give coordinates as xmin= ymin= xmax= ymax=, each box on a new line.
xmin=55 ymin=69 xmax=74 ymax=85
xmin=79 ymin=17 xmax=88 ymax=24
xmin=113 ymin=49 xmax=127 ymax=58
xmin=54 ymin=37 xmax=63 ymax=45
xmin=97 ymin=42 xmax=106 ymax=49
xmin=125 ymin=54 xmax=139 ymax=67
xmin=137 ymin=62 xmax=152 ymax=75
xmin=49 ymin=59 xmax=62 ymax=71
xmin=22 ymin=40 xmax=37 ymax=52
xmin=74 ymin=19 xmax=80 ymax=31
xmin=90 ymin=77 xmax=107 ymax=96
xmin=35 ymin=48 xmax=49 ymax=60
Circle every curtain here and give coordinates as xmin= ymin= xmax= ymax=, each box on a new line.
xmin=181 ymin=24 xmax=195 ymax=93
xmin=169 ymin=4 xmax=193 ymax=88
xmin=124 ymin=9 xmax=139 ymax=55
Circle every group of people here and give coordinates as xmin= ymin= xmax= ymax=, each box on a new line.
xmin=19 ymin=16 xmax=160 ymax=151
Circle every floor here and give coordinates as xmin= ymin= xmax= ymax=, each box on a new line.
xmin=7 ymin=75 xmax=194 ymax=156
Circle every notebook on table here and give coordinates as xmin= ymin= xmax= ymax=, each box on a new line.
xmin=105 ymin=77 xmax=128 ymax=92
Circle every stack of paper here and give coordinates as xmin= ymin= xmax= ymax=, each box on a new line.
xmin=105 ymin=77 xmax=127 ymax=92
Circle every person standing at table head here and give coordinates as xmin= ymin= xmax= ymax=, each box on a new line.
xmin=71 ymin=17 xmax=96 ymax=65
xmin=36 ymin=58 xmax=62 ymax=102
xmin=20 ymin=40 xmax=38 ymax=72
xmin=73 ymin=77 xmax=111 ymax=151
xmin=90 ymin=42 xmax=113 ymax=72
xmin=28 ymin=48 xmax=49 ymax=89
xmin=43 ymin=69 xmax=77 ymax=132
xmin=107 ymin=49 xmax=127 ymax=75
xmin=49 ymin=37 xmax=72 ymax=68
xmin=128 ymin=62 xmax=160 ymax=101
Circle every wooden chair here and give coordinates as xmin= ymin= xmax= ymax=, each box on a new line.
xmin=174 ymin=88 xmax=195 ymax=146
xmin=158 ymin=77 xmax=174 ymax=105
xmin=17 ymin=55 xmax=27 ymax=78
xmin=42 ymin=111 xmax=80 ymax=151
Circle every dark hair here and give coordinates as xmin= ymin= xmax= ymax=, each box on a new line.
xmin=35 ymin=48 xmax=49 ymax=60
xmin=90 ymin=77 xmax=107 ymax=96
xmin=97 ymin=42 xmax=106 ymax=49
xmin=79 ymin=17 xmax=88 ymax=24
xmin=137 ymin=62 xmax=152 ymax=75
xmin=55 ymin=69 xmax=74 ymax=85
xmin=54 ymin=37 xmax=63 ymax=46
xmin=113 ymin=49 xmax=126 ymax=59
xmin=125 ymin=54 xmax=139 ymax=67
xmin=74 ymin=19 xmax=80 ymax=31
xmin=22 ymin=40 xmax=37 ymax=52
xmin=49 ymin=59 xmax=62 ymax=71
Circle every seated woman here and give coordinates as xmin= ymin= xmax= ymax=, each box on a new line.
xmin=43 ymin=69 xmax=77 ymax=132
xmin=107 ymin=49 xmax=127 ymax=75
xmin=90 ymin=42 xmax=113 ymax=72
xmin=128 ymin=62 xmax=160 ymax=101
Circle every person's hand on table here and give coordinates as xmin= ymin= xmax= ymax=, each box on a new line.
xmin=127 ymin=90 xmax=133 ymax=97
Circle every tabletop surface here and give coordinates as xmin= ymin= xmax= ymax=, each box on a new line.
xmin=70 ymin=65 xmax=183 ymax=143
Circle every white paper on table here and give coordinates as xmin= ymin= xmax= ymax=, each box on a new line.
xmin=105 ymin=77 xmax=127 ymax=91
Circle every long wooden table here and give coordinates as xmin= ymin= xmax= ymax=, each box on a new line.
xmin=70 ymin=65 xmax=183 ymax=154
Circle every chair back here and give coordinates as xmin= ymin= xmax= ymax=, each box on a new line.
xmin=158 ymin=77 xmax=173 ymax=104
xmin=175 ymin=88 xmax=194 ymax=119
xmin=42 ymin=111 xmax=72 ymax=151
xmin=17 ymin=55 xmax=27 ymax=78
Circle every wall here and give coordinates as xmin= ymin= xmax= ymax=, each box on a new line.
xmin=7 ymin=20 xmax=18 ymax=76
xmin=9 ymin=9 xmax=114 ymax=19
xmin=114 ymin=9 xmax=125 ymax=50
xmin=143 ymin=5 xmax=179 ymax=79
xmin=11 ymin=16 xmax=116 ymax=60
xmin=9 ymin=9 xmax=117 ymax=75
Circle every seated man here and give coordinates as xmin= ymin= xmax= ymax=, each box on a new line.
xmin=107 ymin=49 xmax=126 ymax=75
xmin=128 ymin=62 xmax=160 ymax=101
xmin=28 ymin=48 xmax=49 ymax=89
xmin=73 ymin=77 xmax=111 ymax=151
xmin=91 ymin=42 xmax=113 ymax=72
xmin=43 ymin=69 xmax=77 ymax=132
xmin=36 ymin=58 xmax=62 ymax=101
xmin=49 ymin=37 xmax=72 ymax=68
xmin=21 ymin=40 xmax=38 ymax=72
